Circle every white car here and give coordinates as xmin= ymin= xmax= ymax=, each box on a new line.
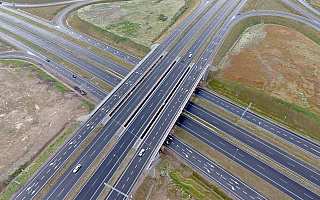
xmin=138 ymin=149 xmax=145 ymax=157
xmin=189 ymin=53 xmax=193 ymax=58
xmin=73 ymin=164 xmax=81 ymax=173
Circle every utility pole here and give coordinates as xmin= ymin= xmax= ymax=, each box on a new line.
xmin=232 ymin=148 xmax=239 ymax=161
xmin=240 ymin=102 xmax=252 ymax=120
xmin=104 ymin=183 xmax=129 ymax=199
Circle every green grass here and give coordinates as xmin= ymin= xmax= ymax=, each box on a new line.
xmin=207 ymin=77 xmax=320 ymax=142
xmin=0 ymin=124 xmax=78 ymax=200
xmin=168 ymin=163 xmax=231 ymax=200
xmin=77 ymin=101 xmax=95 ymax=111
xmin=1 ymin=60 xmax=29 ymax=68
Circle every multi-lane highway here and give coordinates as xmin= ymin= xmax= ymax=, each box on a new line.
xmin=12 ymin=0 xmax=216 ymax=199
xmin=0 ymin=4 xmax=140 ymax=66
xmin=195 ymin=88 xmax=320 ymax=160
xmin=6 ymin=0 xmax=320 ymax=199
xmin=166 ymin=136 xmax=267 ymax=200
xmin=106 ymin=0 xmax=247 ymax=199
xmin=185 ymin=101 xmax=320 ymax=187
xmin=177 ymin=115 xmax=320 ymax=199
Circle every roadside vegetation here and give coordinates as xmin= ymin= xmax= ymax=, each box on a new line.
xmin=242 ymin=0 xmax=303 ymax=15
xmin=133 ymin=155 xmax=233 ymax=200
xmin=18 ymin=4 xmax=72 ymax=21
xmin=68 ymin=0 xmax=199 ymax=58
xmin=0 ymin=124 xmax=78 ymax=200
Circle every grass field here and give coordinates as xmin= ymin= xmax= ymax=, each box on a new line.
xmin=68 ymin=0 xmax=199 ymax=58
xmin=76 ymin=0 xmax=185 ymax=47
xmin=19 ymin=4 xmax=72 ymax=21
xmin=241 ymin=0 xmax=303 ymax=15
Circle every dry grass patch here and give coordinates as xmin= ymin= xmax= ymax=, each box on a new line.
xmin=18 ymin=4 xmax=72 ymax=21
xmin=77 ymin=0 xmax=185 ymax=47
xmin=242 ymin=0 xmax=303 ymax=15
xmin=213 ymin=24 xmax=320 ymax=140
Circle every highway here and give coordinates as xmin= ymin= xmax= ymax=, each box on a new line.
xmin=0 ymin=11 xmax=129 ymax=77
xmin=13 ymin=0 xmax=217 ymax=199
xmin=185 ymin=101 xmax=320 ymax=188
xmin=0 ymin=4 xmax=140 ymax=66
xmin=166 ymin=136 xmax=267 ymax=200
xmin=5 ymin=0 xmax=320 ymax=198
xmin=0 ymin=18 xmax=122 ymax=87
xmin=105 ymin=0 xmax=247 ymax=199
xmin=70 ymin=1 xmax=236 ymax=199
xmin=194 ymin=88 xmax=320 ymax=160
xmin=177 ymin=115 xmax=320 ymax=200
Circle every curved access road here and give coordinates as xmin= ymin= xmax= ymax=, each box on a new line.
xmin=2 ymin=0 xmax=86 ymax=7
xmin=0 ymin=3 xmax=140 ymax=65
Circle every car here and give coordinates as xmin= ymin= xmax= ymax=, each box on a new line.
xmin=72 ymin=74 xmax=77 ymax=78
xmin=138 ymin=149 xmax=145 ymax=157
xmin=46 ymin=58 xmax=50 ymax=62
xmin=73 ymin=164 xmax=81 ymax=173
xmin=189 ymin=53 xmax=193 ymax=58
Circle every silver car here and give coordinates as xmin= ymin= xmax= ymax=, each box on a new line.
xmin=73 ymin=164 xmax=81 ymax=173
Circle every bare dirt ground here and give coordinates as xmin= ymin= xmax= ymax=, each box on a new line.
xmin=221 ymin=24 xmax=320 ymax=115
xmin=0 ymin=59 xmax=91 ymax=182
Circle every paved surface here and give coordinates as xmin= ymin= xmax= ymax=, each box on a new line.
xmin=177 ymin=115 xmax=320 ymax=200
xmin=185 ymin=101 xmax=320 ymax=188
xmin=167 ymin=136 xmax=267 ymax=200
xmin=106 ymin=0 xmax=245 ymax=199
xmin=7 ymin=0 xmax=320 ymax=199
xmin=0 ymin=11 xmax=129 ymax=78
xmin=195 ymin=88 xmax=320 ymax=160
xmin=13 ymin=0 xmax=214 ymax=199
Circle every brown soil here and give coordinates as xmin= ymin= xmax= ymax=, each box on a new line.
xmin=0 ymin=61 xmax=91 ymax=182
xmin=221 ymin=24 xmax=320 ymax=115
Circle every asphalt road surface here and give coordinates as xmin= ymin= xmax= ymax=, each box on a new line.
xmin=106 ymin=0 xmax=245 ymax=199
xmin=15 ymin=0 xmax=216 ymax=199
xmin=185 ymin=101 xmax=320 ymax=188
xmin=194 ymin=88 xmax=320 ymax=159
xmin=0 ymin=32 xmax=107 ymax=100
xmin=0 ymin=3 xmax=140 ymax=66
xmin=177 ymin=116 xmax=320 ymax=200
